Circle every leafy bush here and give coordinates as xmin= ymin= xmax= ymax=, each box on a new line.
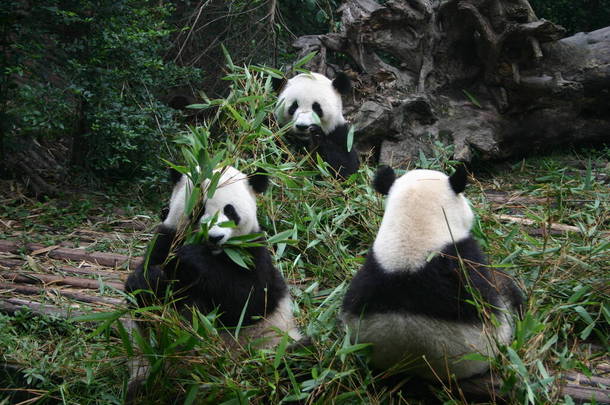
xmin=0 ymin=0 xmax=202 ymax=181
xmin=530 ymin=0 xmax=610 ymax=34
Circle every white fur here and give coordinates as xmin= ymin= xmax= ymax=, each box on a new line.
xmin=342 ymin=168 xmax=518 ymax=380
xmin=226 ymin=296 xmax=302 ymax=348
xmin=343 ymin=308 xmax=514 ymax=379
xmin=163 ymin=166 xmax=260 ymax=245
xmin=373 ymin=169 xmax=474 ymax=272
xmin=275 ymin=72 xmax=346 ymax=137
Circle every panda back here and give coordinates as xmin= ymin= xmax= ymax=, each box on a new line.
xmin=342 ymin=236 xmax=508 ymax=323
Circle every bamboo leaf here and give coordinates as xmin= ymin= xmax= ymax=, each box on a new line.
xmin=224 ymin=248 xmax=250 ymax=269
xmin=293 ymin=52 xmax=317 ymax=69
xmin=346 ymin=125 xmax=355 ymax=152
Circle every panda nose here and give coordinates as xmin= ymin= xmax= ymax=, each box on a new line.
xmin=308 ymin=124 xmax=321 ymax=134
xmin=295 ymin=124 xmax=309 ymax=131
xmin=209 ymin=235 xmax=223 ymax=244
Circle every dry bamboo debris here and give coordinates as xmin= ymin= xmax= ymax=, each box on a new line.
xmin=0 ymin=282 xmax=123 ymax=306
xmin=68 ymin=229 xmax=139 ymax=242
xmin=0 ymin=270 xmax=124 ymax=291
xmin=0 ymin=240 xmax=142 ymax=269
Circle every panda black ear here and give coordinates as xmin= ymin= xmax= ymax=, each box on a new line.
xmin=249 ymin=169 xmax=269 ymax=194
xmin=332 ymin=72 xmax=351 ymax=95
xmin=373 ymin=166 xmax=396 ymax=195
xmin=168 ymin=168 xmax=182 ymax=185
xmin=271 ymin=76 xmax=287 ymax=93
xmin=449 ymin=164 xmax=468 ymax=194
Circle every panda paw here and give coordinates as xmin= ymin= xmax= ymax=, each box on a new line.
xmin=173 ymin=244 xmax=213 ymax=279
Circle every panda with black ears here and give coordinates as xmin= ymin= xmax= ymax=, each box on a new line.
xmin=124 ymin=166 xmax=301 ymax=390
xmin=274 ymin=72 xmax=359 ymax=179
xmin=341 ymin=165 xmax=524 ymax=380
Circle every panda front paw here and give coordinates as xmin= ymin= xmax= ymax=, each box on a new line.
xmin=172 ymin=244 xmax=212 ymax=281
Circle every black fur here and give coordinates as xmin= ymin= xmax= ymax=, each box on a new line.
xmin=272 ymin=76 xmax=287 ymax=93
xmin=248 ymin=170 xmax=269 ymax=194
xmin=373 ymin=166 xmax=396 ymax=195
xmin=160 ymin=207 xmax=169 ymax=222
xmin=223 ymin=204 xmax=240 ymax=225
xmin=342 ymin=236 xmax=523 ymax=323
xmin=312 ymin=123 xmax=359 ymax=178
xmin=288 ymin=101 xmax=298 ymax=116
xmin=169 ymin=168 xmax=182 ymax=185
xmin=125 ymin=230 xmax=288 ymax=327
xmin=312 ymin=102 xmax=324 ymax=118
xmin=332 ymin=72 xmax=351 ymax=95
xmin=449 ymin=165 xmax=468 ymax=194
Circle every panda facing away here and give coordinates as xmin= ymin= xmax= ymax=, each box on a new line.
xmin=274 ymin=72 xmax=359 ymax=179
xmin=341 ymin=165 xmax=524 ymax=380
xmin=124 ymin=166 xmax=301 ymax=389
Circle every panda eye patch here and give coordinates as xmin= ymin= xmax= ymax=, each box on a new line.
xmin=288 ymin=101 xmax=298 ymax=116
xmin=223 ymin=204 xmax=240 ymax=225
xmin=312 ymin=102 xmax=324 ymax=118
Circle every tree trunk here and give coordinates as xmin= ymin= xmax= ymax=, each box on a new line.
xmin=291 ymin=0 xmax=610 ymax=165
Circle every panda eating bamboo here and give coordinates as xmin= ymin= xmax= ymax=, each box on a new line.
xmin=342 ymin=165 xmax=524 ymax=380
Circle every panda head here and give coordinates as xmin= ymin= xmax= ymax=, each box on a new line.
xmin=372 ymin=165 xmax=475 ymax=271
xmin=274 ymin=72 xmax=351 ymax=140
xmin=162 ymin=166 xmax=269 ymax=246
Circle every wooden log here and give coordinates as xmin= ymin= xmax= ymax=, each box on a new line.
xmin=484 ymin=191 xmax=548 ymax=206
xmin=52 ymin=266 xmax=126 ymax=281
xmin=0 ymin=298 xmax=87 ymax=318
xmin=457 ymin=371 xmax=610 ymax=404
xmin=560 ymin=371 xmax=610 ymax=404
xmin=0 ymin=257 xmax=24 ymax=268
xmin=0 ymin=257 xmax=125 ymax=281
xmin=69 ymin=229 xmax=141 ymax=242
xmin=0 ymin=270 xmax=124 ymax=291
xmin=0 ymin=240 xmax=141 ymax=269
xmin=0 ymin=282 xmax=123 ymax=306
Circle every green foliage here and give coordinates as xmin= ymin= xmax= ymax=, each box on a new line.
xmin=278 ymin=0 xmax=342 ymax=36
xmin=530 ymin=0 xmax=610 ymax=34
xmin=0 ymin=0 xmax=202 ymax=180
xmin=0 ymin=310 xmax=125 ymax=404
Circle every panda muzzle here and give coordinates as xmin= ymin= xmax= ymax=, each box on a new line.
xmin=307 ymin=124 xmax=322 ymax=134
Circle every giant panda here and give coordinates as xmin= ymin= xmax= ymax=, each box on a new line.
xmin=125 ymin=165 xmax=301 ymax=390
xmin=341 ymin=165 xmax=523 ymax=380
xmin=274 ymin=72 xmax=359 ymax=179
